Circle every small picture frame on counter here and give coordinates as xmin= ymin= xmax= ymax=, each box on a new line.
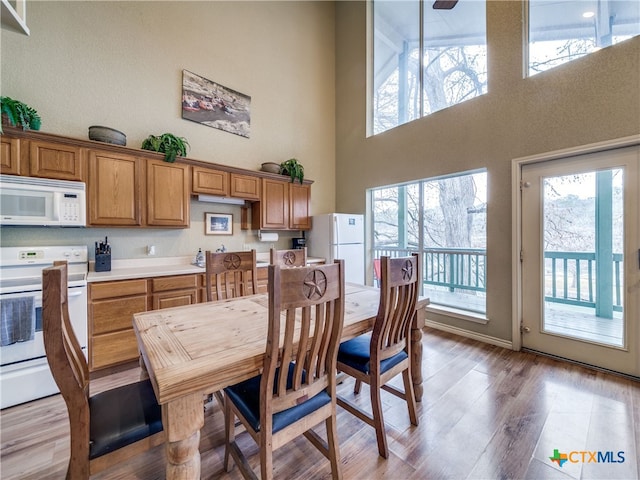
xmin=205 ymin=213 xmax=233 ymax=235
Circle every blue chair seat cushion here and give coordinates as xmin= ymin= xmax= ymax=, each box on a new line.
xmin=224 ymin=363 xmax=330 ymax=434
xmin=89 ymin=379 xmax=163 ymax=459
xmin=338 ymin=333 xmax=408 ymax=375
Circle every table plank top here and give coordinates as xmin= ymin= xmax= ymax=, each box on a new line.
xmin=134 ymin=283 xmax=427 ymax=404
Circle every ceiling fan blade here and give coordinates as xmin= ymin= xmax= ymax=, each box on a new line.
xmin=433 ymin=0 xmax=458 ymax=9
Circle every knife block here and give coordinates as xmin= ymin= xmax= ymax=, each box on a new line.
xmin=95 ymin=253 xmax=111 ymax=272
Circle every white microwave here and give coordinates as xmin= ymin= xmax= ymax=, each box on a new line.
xmin=0 ymin=174 xmax=86 ymax=226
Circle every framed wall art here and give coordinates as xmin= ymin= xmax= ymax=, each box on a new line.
xmin=205 ymin=213 xmax=233 ymax=235
xmin=182 ymin=69 xmax=251 ymax=138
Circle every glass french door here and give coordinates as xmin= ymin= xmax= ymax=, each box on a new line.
xmin=520 ymin=146 xmax=639 ymax=376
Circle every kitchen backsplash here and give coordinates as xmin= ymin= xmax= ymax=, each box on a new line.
xmin=0 ymin=200 xmax=299 ymax=260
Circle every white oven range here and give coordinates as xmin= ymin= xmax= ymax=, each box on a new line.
xmin=0 ymin=245 xmax=88 ymax=409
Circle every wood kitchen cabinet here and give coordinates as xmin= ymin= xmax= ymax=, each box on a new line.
xmin=151 ymin=274 xmax=199 ymax=309
xmin=88 ymin=273 xmax=201 ymax=372
xmin=28 ymin=139 xmax=86 ymax=181
xmin=191 ymin=166 xmax=260 ymax=202
xmin=88 ymin=279 xmax=148 ymax=371
xmin=192 ymin=165 xmax=229 ymax=196
xmin=251 ymin=178 xmax=311 ymax=230
xmin=0 ymin=129 xmax=313 ymax=230
xmin=88 ymin=149 xmax=143 ymax=226
xmin=256 ymin=266 xmax=269 ymax=294
xmin=0 ymin=135 xmax=21 ymax=175
xmin=289 ymin=182 xmax=312 ymax=230
xmin=88 ymin=152 xmax=190 ymax=228
xmin=230 ymin=173 xmax=260 ymax=200
xmin=252 ymin=178 xmax=289 ymax=230
xmin=146 ymin=159 xmax=190 ymax=227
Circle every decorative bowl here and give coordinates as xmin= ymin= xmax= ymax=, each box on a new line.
xmin=88 ymin=125 xmax=126 ymax=146
xmin=260 ymin=162 xmax=281 ymax=174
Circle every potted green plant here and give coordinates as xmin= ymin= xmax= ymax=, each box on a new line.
xmin=280 ymin=158 xmax=304 ymax=184
xmin=141 ymin=133 xmax=190 ymax=163
xmin=0 ymin=96 xmax=41 ymax=133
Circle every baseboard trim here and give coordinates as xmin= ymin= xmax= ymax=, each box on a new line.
xmin=424 ymin=320 xmax=513 ymax=350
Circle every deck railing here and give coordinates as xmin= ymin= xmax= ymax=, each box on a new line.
xmin=373 ymin=247 xmax=623 ymax=312
xmin=545 ymin=251 xmax=623 ymax=312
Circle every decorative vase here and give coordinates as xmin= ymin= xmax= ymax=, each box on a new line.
xmin=88 ymin=125 xmax=127 ymax=146
xmin=260 ymin=162 xmax=281 ymax=174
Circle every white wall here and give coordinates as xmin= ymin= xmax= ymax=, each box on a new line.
xmin=0 ymin=1 xmax=336 ymax=258
xmin=334 ymin=1 xmax=640 ymax=342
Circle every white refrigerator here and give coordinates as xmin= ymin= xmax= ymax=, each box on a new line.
xmin=308 ymin=213 xmax=365 ymax=284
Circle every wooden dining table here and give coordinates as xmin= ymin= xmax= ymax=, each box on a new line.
xmin=133 ymin=283 xmax=429 ymax=480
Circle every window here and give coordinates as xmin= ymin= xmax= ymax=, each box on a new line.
xmin=528 ymin=0 xmax=640 ymax=76
xmin=372 ymin=0 xmax=487 ymax=135
xmin=370 ymin=169 xmax=487 ymax=315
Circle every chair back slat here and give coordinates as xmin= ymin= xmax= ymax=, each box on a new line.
xmin=264 ymin=261 xmax=345 ymax=414
xmin=270 ymin=247 xmax=307 ymax=267
xmin=205 ymin=250 xmax=258 ymax=301
xmin=43 ymin=261 xmax=91 ymax=475
xmin=373 ymin=254 xmax=420 ymax=363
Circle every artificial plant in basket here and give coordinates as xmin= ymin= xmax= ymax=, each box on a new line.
xmin=141 ymin=133 xmax=190 ymax=163
xmin=1 ymin=96 xmax=41 ymax=133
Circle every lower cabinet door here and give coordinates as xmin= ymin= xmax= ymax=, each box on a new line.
xmin=90 ymin=330 xmax=140 ymax=371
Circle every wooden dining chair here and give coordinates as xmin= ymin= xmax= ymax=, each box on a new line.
xmin=205 ymin=249 xmax=258 ymax=301
xmin=269 ymin=247 xmax=307 ymax=267
xmin=223 ymin=260 xmax=345 ymax=480
xmin=336 ymin=254 xmax=420 ymax=459
xmin=42 ymin=261 xmax=164 ymax=480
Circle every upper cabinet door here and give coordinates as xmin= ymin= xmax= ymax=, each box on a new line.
xmin=88 ymin=150 xmax=143 ymax=226
xmin=254 ymin=178 xmax=288 ymax=230
xmin=230 ymin=173 xmax=260 ymax=200
xmin=146 ymin=160 xmax=190 ymax=227
xmin=29 ymin=140 xmax=85 ymax=181
xmin=0 ymin=136 xmax=21 ymax=175
xmin=289 ymin=182 xmax=311 ymax=230
xmin=192 ymin=166 xmax=229 ymax=196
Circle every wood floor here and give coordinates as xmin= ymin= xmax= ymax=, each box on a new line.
xmin=1 ymin=328 xmax=639 ymax=479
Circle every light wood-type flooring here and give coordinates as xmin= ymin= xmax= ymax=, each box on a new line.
xmin=1 ymin=328 xmax=639 ymax=479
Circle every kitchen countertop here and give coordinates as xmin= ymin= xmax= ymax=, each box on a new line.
xmin=87 ymin=253 xmax=325 ymax=283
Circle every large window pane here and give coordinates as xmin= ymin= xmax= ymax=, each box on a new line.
xmin=370 ymin=170 xmax=487 ymax=314
xmin=529 ymin=0 xmax=640 ymax=76
xmin=373 ymin=1 xmax=421 ymax=133
xmin=371 ymin=0 xmax=488 ymax=135
xmin=423 ymin=0 xmax=487 ymax=115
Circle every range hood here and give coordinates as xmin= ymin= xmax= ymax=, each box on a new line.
xmin=197 ymin=194 xmax=246 ymax=205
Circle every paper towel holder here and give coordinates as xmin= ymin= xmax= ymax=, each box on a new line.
xmin=258 ymin=231 xmax=279 ymax=242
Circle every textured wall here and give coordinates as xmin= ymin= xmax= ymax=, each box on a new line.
xmin=335 ymin=1 xmax=640 ymax=341
xmin=1 ymin=1 xmax=335 ymax=257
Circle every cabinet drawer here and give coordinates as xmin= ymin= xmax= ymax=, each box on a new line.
xmin=90 ymin=279 xmax=148 ymax=300
xmin=152 ymin=289 xmax=198 ymax=310
xmin=91 ymin=296 xmax=148 ymax=334
xmin=90 ymin=330 xmax=139 ymax=371
xmin=151 ymin=275 xmax=198 ymax=292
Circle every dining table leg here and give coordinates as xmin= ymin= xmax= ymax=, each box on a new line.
xmin=163 ymin=392 xmax=205 ymax=480
xmin=411 ymin=305 xmax=426 ymax=402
